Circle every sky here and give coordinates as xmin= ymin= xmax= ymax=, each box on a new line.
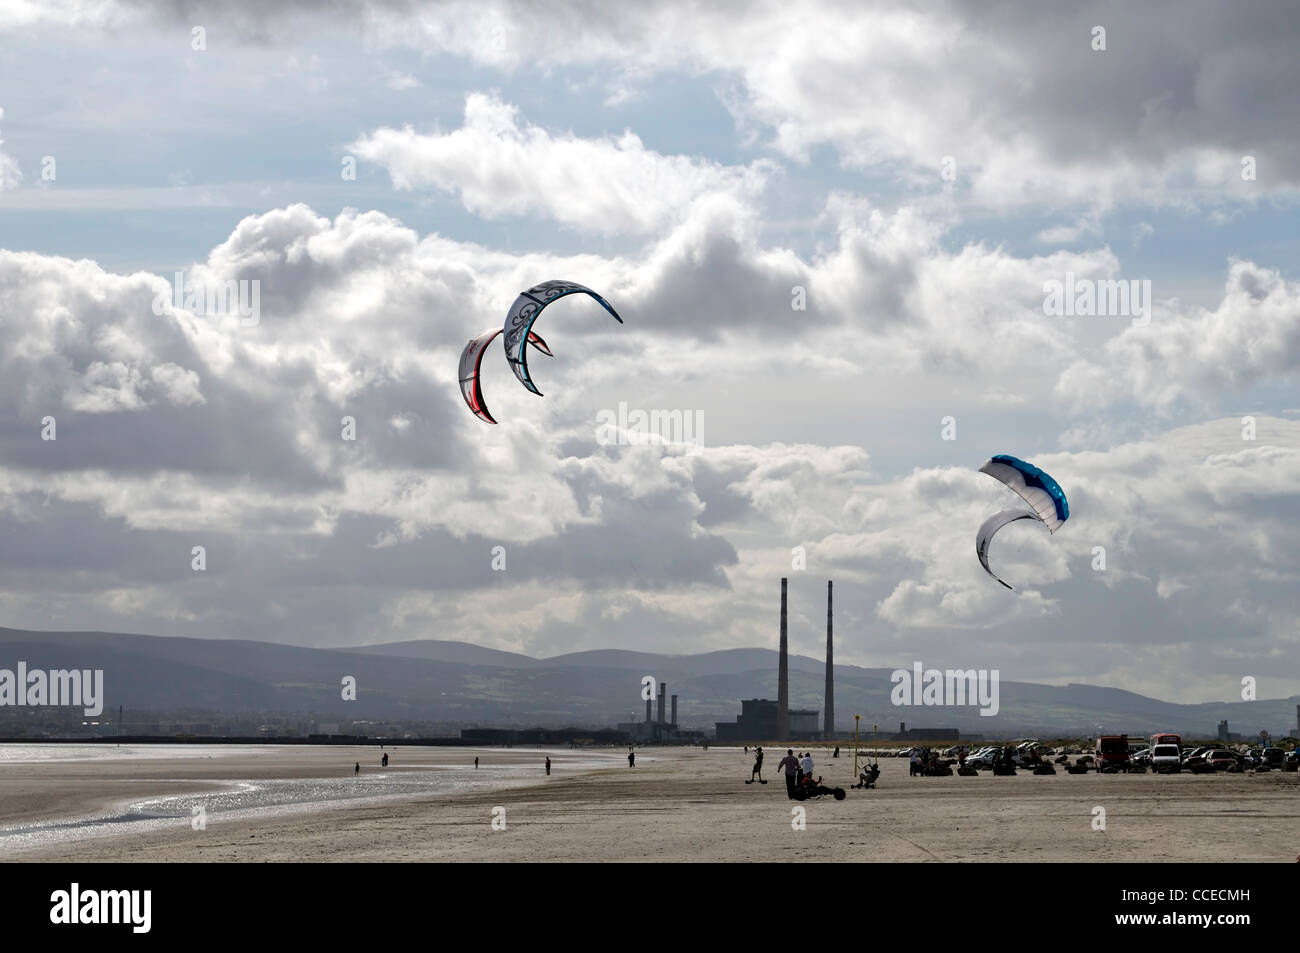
xmin=0 ymin=0 xmax=1297 ymax=706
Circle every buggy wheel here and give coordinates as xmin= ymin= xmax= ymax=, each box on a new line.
xmin=833 ymin=788 xmax=846 ymax=800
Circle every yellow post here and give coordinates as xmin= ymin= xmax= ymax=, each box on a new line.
xmin=854 ymin=714 xmax=861 ymax=780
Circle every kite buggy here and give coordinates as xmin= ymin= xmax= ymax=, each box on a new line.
xmin=792 ymin=775 xmax=846 ymax=801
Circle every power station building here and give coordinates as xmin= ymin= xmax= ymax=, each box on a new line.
xmin=714 ymin=577 xmax=835 ymax=742
xmin=715 ymin=699 xmax=821 ymax=742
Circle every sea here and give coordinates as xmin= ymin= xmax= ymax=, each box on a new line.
xmin=0 ymin=743 xmax=621 ymax=854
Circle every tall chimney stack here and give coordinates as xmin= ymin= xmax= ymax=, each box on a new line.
xmin=777 ymin=577 xmax=789 ymax=740
xmin=824 ymin=580 xmax=834 ymax=741
xmin=671 ymin=695 xmax=678 ymax=726
xmin=658 ymin=683 xmax=667 ymax=724
xmin=645 ymin=698 xmax=652 ymax=723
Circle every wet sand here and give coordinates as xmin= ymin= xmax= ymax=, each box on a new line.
xmin=3 ymin=745 xmax=1297 ymax=862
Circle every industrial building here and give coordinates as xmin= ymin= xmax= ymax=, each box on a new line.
xmin=892 ymin=721 xmax=960 ymax=741
xmin=715 ymin=576 xmax=834 ymax=742
xmin=715 ymin=698 xmax=820 ymax=742
xmin=614 ymin=681 xmax=705 ymax=744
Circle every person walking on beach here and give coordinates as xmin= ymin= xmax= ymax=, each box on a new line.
xmin=545 ymin=757 xmax=551 ymax=776
xmin=777 ymin=749 xmax=800 ymax=799
xmin=628 ymin=750 xmax=635 ymax=767
xmin=746 ymin=746 xmax=766 ymax=784
xmin=354 ymin=762 xmax=360 ymax=776
xmin=474 ymin=756 xmax=479 ymax=769
xmin=381 ymin=752 xmax=389 ymax=767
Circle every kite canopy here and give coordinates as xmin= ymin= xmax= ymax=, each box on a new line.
xmin=978 ymin=454 xmax=1069 ymax=533
xmin=976 ymin=508 xmax=1040 ymax=590
xmin=458 ymin=328 xmax=552 ymax=424
xmin=501 ymin=280 xmax=622 ymax=396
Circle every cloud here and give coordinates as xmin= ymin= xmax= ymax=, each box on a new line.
xmin=0 ymin=199 xmax=1298 ymax=698
xmin=0 ymin=107 xmax=21 ymax=190
xmin=338 ymin=0 xmax=1300 ymax=210
xmin=1056 ymin=260 xmax=1300 ymax=412
xmin=350 ymin=92 xmax=774 ymax=235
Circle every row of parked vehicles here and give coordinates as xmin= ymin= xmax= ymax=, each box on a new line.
xmin=1110 ymin=732 xmax=1299 ymax=774
xmin=888 ymin=735 xmax=1299 ymax=775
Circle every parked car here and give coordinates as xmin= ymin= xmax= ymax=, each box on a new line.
xmin=1131 ymin=748 xmax=1153 ymax=767
xmin=1260 ymin=747 xmax=1284 ymax=768
xmin=1150 ymin=743 xmax=1182 ymax=773
xmin=1207 ymin=749 xmax=1241 ymax=771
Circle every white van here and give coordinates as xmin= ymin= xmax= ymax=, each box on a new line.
xmin=1151 ymin=743 xmax=1182 ymax=774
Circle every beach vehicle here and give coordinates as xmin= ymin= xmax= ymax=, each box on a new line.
xmin=792 ymin=774 xmax=846 ymax=801
xmin=1095 ymin=735 xmax=1131 ymax=772
xmin=1150 ymin=744 xmax=1182 ymax=773
xmin=1260 ymin=747 xmax=1284 ymax=768
xmin=853 ymin=761 xmax=881 ymax=789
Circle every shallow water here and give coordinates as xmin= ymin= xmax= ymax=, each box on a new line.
xmin=0 ymin=745 xmax=622 ymax=853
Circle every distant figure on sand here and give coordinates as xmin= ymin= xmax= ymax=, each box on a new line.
xmin=746 ymin=746 xmax=766 ymax=784
xmin=381 ymin=752 xmax=389 ymax=767
xmin=354 ymin=762 xmax=360 ymax=776
xmin=777 ymin=749 xmax=800 ymax=799
xmin=628 ymin=751 xmax=635 ymax=767
xmin=545 ymin=757 xmax=551 ymax=776
xmin=474 ymin=756 xmax=479 ymax=769
xmin=833 ymin=746 xmax=840 ymax=758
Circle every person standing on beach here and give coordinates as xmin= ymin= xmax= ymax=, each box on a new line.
xmin=800 ymin=751 xmax=814 ymax=779
xmin=545 ymin=757 xmax=551 ymax=776
xmin=381 ymin=752 xmax=388 ymax=767
xmin=746 ymin=746 xmax=765 ymax=784
xmin=628 ymin=750 xmax=635 ymax=767
xmin=777 ymin=749 xmax=799 ymax=799
xmin=354 ymin=762 xmax=360 ymax=776
xmin=910 ymin=748 xmax=920 ymax=777
xmin=474 ymin=756 xmax=479 ymax=769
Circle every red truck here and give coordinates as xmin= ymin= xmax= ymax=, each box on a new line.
xmin=1096 ymin=734 xmax=1131 ymax=772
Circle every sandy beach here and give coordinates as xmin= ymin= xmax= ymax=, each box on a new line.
xmin=3 ymin=745 xmax=1297 ymax=862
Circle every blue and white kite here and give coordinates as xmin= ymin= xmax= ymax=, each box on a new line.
xmin=976 ymin=454 xmax=1070 ymax=589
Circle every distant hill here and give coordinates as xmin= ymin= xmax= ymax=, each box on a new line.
xmin=0 ymin=627 xmax=1295 ymax=739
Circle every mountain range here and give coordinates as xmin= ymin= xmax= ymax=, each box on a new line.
xmin=0 ymin=627 xmax=1295 ymax=739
